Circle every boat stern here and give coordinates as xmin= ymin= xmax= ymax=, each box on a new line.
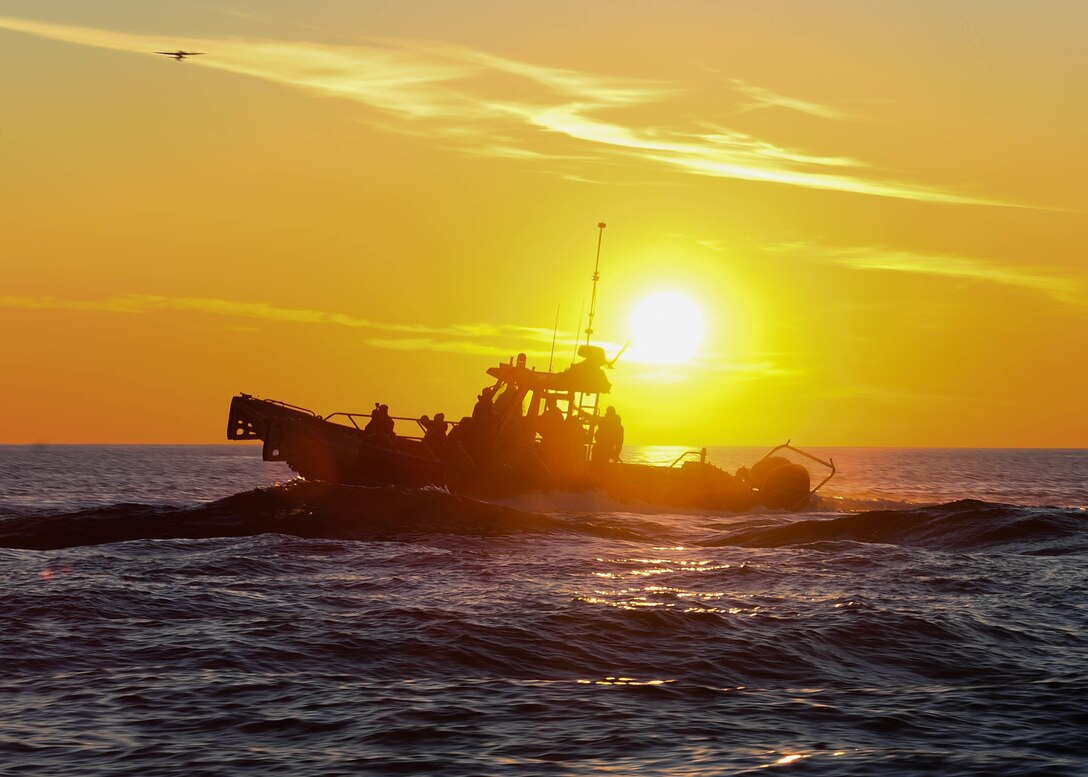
xmin=226 ymin=394 xmax=266 ymax=441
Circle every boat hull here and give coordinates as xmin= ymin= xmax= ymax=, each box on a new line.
xmin=227 ymin=395 xmax=811 ymax=511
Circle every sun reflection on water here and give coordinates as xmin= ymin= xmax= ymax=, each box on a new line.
xmin=576 ymin=676 xmax=676 ymax=687
xmin=774 ymin=753 xmax=805 ymax=765
xmin=593 ymin=556 xmax=736 ymax=580
xmin=576 ymin=587 xmax=763 ymax=615
xmin=580 ymin=540 xmax=788 ymax=632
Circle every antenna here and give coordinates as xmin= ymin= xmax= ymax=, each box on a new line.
xmin=547 ymin=304 xmax=561 ymax=372
xmin=607 ymin=340 xmax=631 ymax=367
xmin=572 ymin=301 xmax=584 ymax=366
xmin=584 ymin=222 xmax=606 ymax=347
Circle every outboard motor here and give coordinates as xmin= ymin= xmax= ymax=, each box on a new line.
xmin=750 ymin=456 xmax=811 ymax=509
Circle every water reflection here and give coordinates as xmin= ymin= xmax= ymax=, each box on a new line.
xmin=577 ymin=677 xmax=676 ymax=687
xmin=580 ymin=550 xmax=761 ymax=614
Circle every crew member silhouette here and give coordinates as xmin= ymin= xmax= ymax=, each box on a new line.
xmin=563 ymin=409 xmax=588 ymax=461
xmin=472 ymin=387 xmax=495 ymax=429
xmin=364 ymin=403 xmax=395 ymax=439
xmin=538 ymin=398 xmax=564 ymax=446
xmin=421 ymin=412 xmax=448 ymax=450
xmin=593 ymin=406 xmax=624 ymax=463
xmin=462 ymin=387 xmax=496 ymax=464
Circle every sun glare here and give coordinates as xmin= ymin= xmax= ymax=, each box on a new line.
xmin=627 ymin=292 xmax=705 ymax=364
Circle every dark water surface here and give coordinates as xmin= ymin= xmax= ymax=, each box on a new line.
xmin=1 ymin=446 xmax=1086 ymax=775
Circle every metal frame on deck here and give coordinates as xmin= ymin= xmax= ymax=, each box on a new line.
xmin=755 ymin=440 xmax=837 ymax=508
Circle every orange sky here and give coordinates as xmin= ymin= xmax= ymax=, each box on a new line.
xmin=1 ymin=2 xmax=1085 ymax=446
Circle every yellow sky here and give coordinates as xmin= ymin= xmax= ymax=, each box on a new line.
xmin=1 ymin=2 xmax=1085 ymax=446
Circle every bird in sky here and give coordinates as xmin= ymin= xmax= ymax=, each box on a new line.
xmin=155 ymin=50 xmax=204 ymax=61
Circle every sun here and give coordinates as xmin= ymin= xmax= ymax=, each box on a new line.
xmin=627 ymin=292 xmax=705 ymax=364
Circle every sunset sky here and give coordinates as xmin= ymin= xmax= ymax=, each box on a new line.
xmin=2 ymin=1 xmax=1085 ymax=446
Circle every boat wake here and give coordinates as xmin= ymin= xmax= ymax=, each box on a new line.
xmin=0 ymin=482 xmax=1083 ymax=552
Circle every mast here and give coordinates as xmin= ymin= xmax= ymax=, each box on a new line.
xmin=547 ymin=303 xmax=560 ymax=372
xmin=584 ymin=222 xmax=606 ymax=347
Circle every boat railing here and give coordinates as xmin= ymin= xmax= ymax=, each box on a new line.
xmin=669 ymin=448 xmax=708 ymax=467
xmin=246 ymin=395 xmax=321 ymax=418
xmin=322 ymin=411 xmax=371 ymax=430
xmin=322 ymin=411 xmax=472 ymax=466
xmin=322 ymin=411 xmax=460 ymax=443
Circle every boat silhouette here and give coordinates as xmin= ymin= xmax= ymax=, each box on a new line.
xmin=226 ymin=225 xmax=834 ymax=510
xmin=226 ymin=344 xmax=833 ymax=511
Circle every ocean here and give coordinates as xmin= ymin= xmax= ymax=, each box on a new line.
xmin=0 ymin=445 xmax=1085 ymax=776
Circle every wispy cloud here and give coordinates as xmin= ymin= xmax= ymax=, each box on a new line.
xmin=767 ymin=242 xmax=1084 ymax=304
xmin=1 ymin=293 xmax=798 ymax=377
xmin=729 ymin=78 xmax=856 ymax=120
xmin=621 ymin=358 xmax=802 ymax=385
xmin=0 ymin=15 xmax=1027 ymax=207
xmin=0 ymin=293 xmax=558 ymax=356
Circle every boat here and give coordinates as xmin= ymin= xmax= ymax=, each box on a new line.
xmin=225 ymin=226 xmax=835 ymax=511
xmin=226 ymin=343 xmax=834 ymax=511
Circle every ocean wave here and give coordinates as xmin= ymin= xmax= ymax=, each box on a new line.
xmin=0 ymin=482 xmax=658 ymax=550
xmin=3 ymin=482 xmax=1085 ymax=553
xmin=704 ymin=499 xmax=1088 ymax=551
xmin=811 ymin=493 xmax=927 ymax=513
xmin=0 ymin=483 xmax=547 ymax=550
